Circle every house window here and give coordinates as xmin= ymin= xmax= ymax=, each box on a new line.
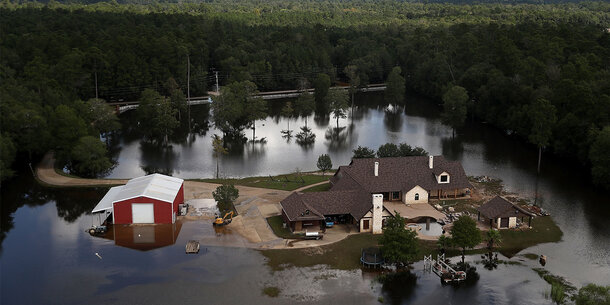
xmin=440 ymin=175 xmax=448 ymax=182
xmin=415 ymin=193 xmax=419 ymax=201
xmin=392 ymin=192 xmax=400 ymax=200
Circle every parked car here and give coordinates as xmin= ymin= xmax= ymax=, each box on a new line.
xmin=325 ymin=217 xmax=334 ymax=228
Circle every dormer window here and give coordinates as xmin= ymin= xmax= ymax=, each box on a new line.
xmin=440 ymin=175 xmax=448 ymax=182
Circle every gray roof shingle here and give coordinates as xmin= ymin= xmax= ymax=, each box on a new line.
xmin=330 ymin=156 xmax=471 ymax=193
xmin=477 ymin=196 xmax=534 ymax=219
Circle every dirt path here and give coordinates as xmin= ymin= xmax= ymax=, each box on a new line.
xmin=36 ymin=152 xmax=129 ymax=186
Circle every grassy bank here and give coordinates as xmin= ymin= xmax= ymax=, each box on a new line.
xmin=266 ymin=216 xmax=300 ymax=239
xmin=261 ymin=233 xmax=488 ymax=271
xmin=197 ymin=173 xmax=330 ymax=191
xmin=498 ymin=216 xmax=563 ymax=257
xmin=261 ymin=215 xmax=561 ymax=270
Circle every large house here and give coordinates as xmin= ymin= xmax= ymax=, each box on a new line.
xmin=280 ymin=155 xmax=471 ymax=233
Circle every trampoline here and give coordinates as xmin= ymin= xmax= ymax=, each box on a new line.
xmin=361 ymin=247 xmax=384 ymax=268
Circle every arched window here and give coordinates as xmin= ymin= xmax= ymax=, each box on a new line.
xmin=415 ymin=193 xmax=419 ymax=201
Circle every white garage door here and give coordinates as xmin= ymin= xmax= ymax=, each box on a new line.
xmin=132 ymin=203 xmax=154 ymax=223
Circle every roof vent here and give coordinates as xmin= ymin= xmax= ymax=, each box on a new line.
xmin=374 ymin=161 xmax=379 ymax=177
xmin=429 ymin=156 xmax=434 ymax=169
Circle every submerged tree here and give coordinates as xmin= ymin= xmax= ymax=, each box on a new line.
xmin=295 ymin=126 xmax=316 ymax=145
xmin=326 ymin=90 xmax=349 ymax=129
xmin=380 ymin=213 xmax=419 ymax=266
xmin=313 ymin=73 xmax=331 ymax=109
xmin=212 ymin=80 xmax=262 ymax=137
xmin=281 ymin=101 xmax=294 ymax=137
xmin=212 ymin=134 xmax=228 ymax=179
xmin=441 ymin=85 xmax=469 ymax=137
xmin=528 ymin=98 xmax=557 ymax=173
xmin=385 ymin=66 xmax=406 ymax=104
xmin=344 ymin=65 xmax=360 ymax=117
xmin=69 ymin=136 xmax=112 ymax=177
xmin=589 ymin=126 xmax=610 ymax=190
xmin=87 ymin=98 xmax=120 ymax=140
xmin=137 ymin=89 xmax=179 ymax=146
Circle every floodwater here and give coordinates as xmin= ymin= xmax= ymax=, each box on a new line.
xmin=2 ymin=92 xmax=609 ymax=304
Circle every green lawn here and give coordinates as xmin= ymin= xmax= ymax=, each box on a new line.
xmin=300 ymin=182 xmax=331 ymax=192
xmin=196 ymin=173 xmax=330 ymax=191
xmin=498 ymin=216 xmax=563 ymax=257
xmin=266 ymin=216 xmax=300 ymax=239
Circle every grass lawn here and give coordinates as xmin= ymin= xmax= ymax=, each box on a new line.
xmin=196 ymin=173 xmax=330 ymax=191
xmin=498 ymin=216 xmax=563 ymax=257
xmin=266 ymin=216 xmax=300 ymax=239
xmin=260 ymin=233 xmax=488 ymax=271
xmin=300 ymin=182 xmax=331 ymax=192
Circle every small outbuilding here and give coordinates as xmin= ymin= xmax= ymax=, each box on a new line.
xmin=92 ymin=174 xmax=184 ymax=224
xmin=477 ymin=196 xmax=534 ymax=229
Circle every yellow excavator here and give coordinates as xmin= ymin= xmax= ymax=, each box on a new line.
xmin=213 ymin=211 xmax=234 ymax=226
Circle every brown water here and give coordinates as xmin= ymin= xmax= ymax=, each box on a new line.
xmin=1 ymin=93 xmax=609 ymax=304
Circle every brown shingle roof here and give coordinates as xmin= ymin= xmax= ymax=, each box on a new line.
xmin=477 ymin=196 xmax=534 ymax=219
xmin=280 ymin=190 xmax=372 ymax=222
xmin=330 ymin=156 xmax=471 ymax=193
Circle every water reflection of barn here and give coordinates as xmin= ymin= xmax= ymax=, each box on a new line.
xmin=98 ymin=222 xmax=183 ymax=251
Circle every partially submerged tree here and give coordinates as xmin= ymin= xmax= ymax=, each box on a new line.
xmin=589 ymin=126 xmax=610 ymax=189
xmin=385 ymin=66 xmax=406 ymax=104
xmin=313 ymin=73 xmax=331 ymax=109
xmin=344 ymin=65 xmax=360 ymax=117
xmin=87 ymin=98 xmax=120 ymax=140
xmin=327 ymin=90 xmax=349 ymax=128
xmin=441 ymin=85 xmax=469 ymax=137
xmin=212 ymin=183 xmax=239 ymax=214
xmin=450 ymin=216 xmax=482 ymax=263
xmin=69 ymin=136 xmax=112 ymax=177
xmin=317 ymin=154 xmax=332 ymax=175
xmin=212 ymin=134 xmax=228 ymax=179
xmin=281 ymin=101 xmax=294 ymax=137
xmin=353 ymin=146 xmax=376 ymax=158
xmin=380 ymin=213 xmax=419 ymax=266
xmin=293 ymin=91 xmax=315 ymax=128
xmin=528 ymin=98 xmax=557 ymax=173
xmin=137 ymin=89 xmax=179 ymax=146
xmin=212 ymin=80 xmax=263 ymax=137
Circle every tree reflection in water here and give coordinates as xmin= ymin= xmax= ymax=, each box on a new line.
xmin=325 ymin=126 xmax=348 ymax=151
xmin=378 ymin=270 xmax=417 ymax=305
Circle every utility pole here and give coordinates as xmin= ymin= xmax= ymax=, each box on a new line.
xmin=215 ymin=71 xmax=219 ymax=93
xmin=94 ymin=70 xmax=98 ymax=99
xmin=187 ymin=54 xmax=191 ymax=131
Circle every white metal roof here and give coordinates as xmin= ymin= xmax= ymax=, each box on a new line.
xmin=92 ymin=186 xmax=124 ymax=213
xmin=91 ymin=174 xmax=184 ymax=213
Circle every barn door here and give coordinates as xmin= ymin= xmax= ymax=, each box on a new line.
xmin=132 ymin=203 xmax=154 ymax=223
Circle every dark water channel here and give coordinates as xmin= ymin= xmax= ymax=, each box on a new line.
xmin=1 ymin=93 xmax=609 ymax=304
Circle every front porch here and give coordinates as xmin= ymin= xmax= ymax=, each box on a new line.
xmin=429 ymin=188 xmax=470 ymax=200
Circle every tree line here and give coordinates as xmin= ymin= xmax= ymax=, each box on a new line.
xmin=1 ymin=1 xmax=609 ymax=189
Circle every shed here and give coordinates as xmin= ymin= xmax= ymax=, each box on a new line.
xmin=92 ymin=174 xmax=184 ymax=224
xmin=477 ymin=196 xmax=534 ymax=229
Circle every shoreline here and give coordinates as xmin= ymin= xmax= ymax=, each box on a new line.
xmin=35 ymin=151 xmax=562 ymax=258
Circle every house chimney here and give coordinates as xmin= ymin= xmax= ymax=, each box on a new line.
xmin=374 ymin=161 xmax=379 ymax=176
xmin=429 ymin=156 xmax=434 ymax=169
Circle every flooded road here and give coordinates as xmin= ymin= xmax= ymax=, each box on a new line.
xmin=2 ymin=92 xmax=609 ymax=304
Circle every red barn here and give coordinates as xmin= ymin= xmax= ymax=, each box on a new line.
xmin=92 ymin=174 xmax=184 ymax=224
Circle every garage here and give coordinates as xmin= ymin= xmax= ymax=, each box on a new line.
xmin=132 ymin=203 xmax=155 ymax=224
xmin=92 ymin=174 xmax=184 ymax=225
